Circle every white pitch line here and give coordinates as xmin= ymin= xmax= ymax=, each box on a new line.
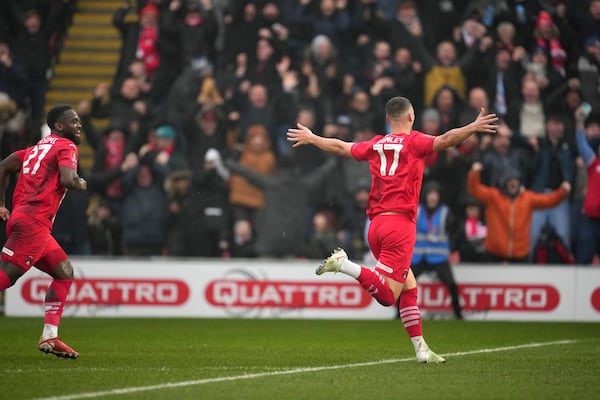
xmin=35 ymin=339 xmax=578 ymax=400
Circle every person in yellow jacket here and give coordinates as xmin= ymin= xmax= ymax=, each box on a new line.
xmin=467 ymin=161 xmax=570 ymax=263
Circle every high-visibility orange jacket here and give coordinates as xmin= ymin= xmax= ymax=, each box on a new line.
xmin=467 ymin=170 xmax=568 ymax=259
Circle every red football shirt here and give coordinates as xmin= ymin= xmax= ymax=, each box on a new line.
xmin=11 ymin=134 xmax=79 ymax=227
xmin=351 ymin=130 xmax=435 ymax=221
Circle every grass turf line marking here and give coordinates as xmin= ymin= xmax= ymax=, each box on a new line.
xmin=35 ymin=339 xmax=577 ymax=400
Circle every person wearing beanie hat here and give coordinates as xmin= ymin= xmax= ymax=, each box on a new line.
xmin=467 ymin=161 xmax=570 ymax=262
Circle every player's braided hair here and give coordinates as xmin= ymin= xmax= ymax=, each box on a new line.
xmin=46 ymin=104 xmax=73 ymax=131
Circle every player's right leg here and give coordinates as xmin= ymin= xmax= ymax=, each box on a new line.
xmin=399 ymin=270 xmax=445 ymax=364
xmin=36 ymin=246 xmax=79 ymax=359
xmin=316 ymin=247 xmax=397 ymax=306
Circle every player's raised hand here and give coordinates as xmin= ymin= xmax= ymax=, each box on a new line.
xmin=472 ymin=108 xmax=498 ymax=134
xmin=287 ymin=123 xmax=316 ymax=147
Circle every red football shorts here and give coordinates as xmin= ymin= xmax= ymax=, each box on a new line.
xmin=1 ymin=212 xmax=68 ymax=273
xmin=367 ymin=213 xmax=416 ymax=283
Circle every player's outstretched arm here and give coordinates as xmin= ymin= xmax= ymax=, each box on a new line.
xmin=433 ymin=107 xmax=498 ymax=152
xmin=287 ymin=123 xmax=354 ymax=158
xmin=59 ymin=166 xmax=87 ymax=191
xmin=0 ymin=152 xmax=22 ymax=220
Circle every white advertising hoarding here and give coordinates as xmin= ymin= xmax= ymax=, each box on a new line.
xmin=4 ymin=259 xmax=600 ymax=322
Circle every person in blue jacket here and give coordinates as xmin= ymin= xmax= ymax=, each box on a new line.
xmin=411 ymin=180 xmax=463 ymax=319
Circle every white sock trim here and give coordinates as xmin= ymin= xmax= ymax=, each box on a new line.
xmin=42 ymin=324 xmax=58 ymax=340
xmin=341 ymin=259 xmax=362 ymax=279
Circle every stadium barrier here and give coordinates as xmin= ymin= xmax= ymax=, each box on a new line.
xmin=5 ymin=258 xmax=600 ymax=321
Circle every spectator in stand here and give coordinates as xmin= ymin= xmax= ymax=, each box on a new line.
xmin=88 ymin=199 xmax=121 ymax=255
xmin=388 ymin=47 xmax=424 ymax=113
xmin=480 ymin=120 xmax=531 ymax=188
xmin=378 ymin=0 xmax=435 ymax=54
xmin=574 ymin=106 xmax=600 ymax=264
xmin=186 ymin=107 xmax=227 ymax=172
xmin=119 ymin=161 xmax=169 ymax=256
xmin=495 ymin=20 xmax=525 ymax=56
xmin=166 ymin=56 xmax=216 ymax=132
xmin=91 ymin=79 xmax=151 ymax=149
xmin=305 ymin=209 xmax=340 ymax=259
xmin=413 ymin=36 xmax=488 ymax=107
xmin=232 ymin=83 xmax=289 ymax=149
xmin=570 ymin=0 xmax=600 ymax=44
xmin=246 ymin=36 xmax=285 ymax=99
xmin=524 ymin=44 xmax=565 ymax=98
xmin=230 ymin=219 xmax=257 ymax=258
xmin=52 ymin=182 xmax=91 ymax=256
xmin=225 ymin=151 xmax=337 ymax=258
xmin=221 ymin=1 xmax=261 ymax=68
xmin=346 ymin=89 xmax=383 ymax=135
xmin=88 ymin=126 xmax=139 ymax=212
xmin=162 ymin=0 xmax=219 ymax=65
xmin=229 ymin=124 xmax=276 ymax=226
xmin=451 ymin=17 xmax=494 ymax=89
xmin=430 ymin=86 xmax=462 ymax=134
xmin=138 ymin=124 xmax=186 ymax=172
xmin=529 ymin=113 xmax=576 ymax=260
xmin=0 ymin=40 xmax=29 ymax=111
xmin=459 ymin=86 xmax=492 ymax=127
xmin=182 ymin=148 xmax=231 ymax=257
xmin=577 ymin=35 xmax=600 ymax=111
xmin=505 ymin=78 xmax=547 ymax=151
xmin=163 ymin=169 xmax=192 ymax=257
xmin=411 ymin=181 xmax=463 ymax=320
xmin=532 ymin=10 xmax=567 ymax=77
xmin=306 ymin=0 xmax=352 ymax=54
xmin=481 ymin=47 xmax=524 ymax=120
xmin=113 ymin=2 xmax=162 ymax=84
xmin=467 ymin=161 xmax=570 ymax=263
xmin=301 ymin=34 xmax=344 ymax=122
xmin=452 ymin=196 xmax=487 ymax=263
xmin=10 ymin=1 xmax=73 ymax=140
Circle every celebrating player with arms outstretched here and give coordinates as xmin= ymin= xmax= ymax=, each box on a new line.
xmin=287 ymin=96 xmax=497 ymax=363
xmin=0 ymin=105 xmax=87 ymax=359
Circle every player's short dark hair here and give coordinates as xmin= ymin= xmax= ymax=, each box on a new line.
xmin=385 ymin=96 xmax=412 ymax=119
xmin=46 ymin=105 xmax=73 ymax=131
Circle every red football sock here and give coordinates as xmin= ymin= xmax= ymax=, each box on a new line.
xmin=399 ymin=287 xmax=422 ymax=337
xmin=0 ymin=270 xmax=10 ymax=290
xmin=44 ymin=279 xmax=72 ymax=327
xmin=357 ymin=268 xmax=396 ymax=306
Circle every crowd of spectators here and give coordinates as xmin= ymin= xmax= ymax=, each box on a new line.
xmin=1 ymin=0 xmax=600 ymax=265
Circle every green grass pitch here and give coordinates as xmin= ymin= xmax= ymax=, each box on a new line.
xmin=1 ymin=317 xmax=599 ymax=400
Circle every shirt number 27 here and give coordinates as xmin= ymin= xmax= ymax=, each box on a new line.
xmin=22 ymin=144 xmax=53 ymax=175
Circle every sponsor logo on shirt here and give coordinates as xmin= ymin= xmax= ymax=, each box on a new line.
xmin=2 ymin=247 xmax=14 ymax=256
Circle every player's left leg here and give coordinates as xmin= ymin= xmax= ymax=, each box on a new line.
xmin=399 ymin=270 xmax=445 ymax=363
xmin=36 ymin=244 xmax=79 ymax=359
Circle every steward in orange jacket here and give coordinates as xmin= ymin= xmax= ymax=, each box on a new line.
xmin=467 ymin=162 xmax=570 ymax=262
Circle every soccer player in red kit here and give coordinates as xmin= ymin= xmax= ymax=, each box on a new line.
xmin=287 ymin=97 xmax=497 ymax=363
xmin=0 ymin=105 xmax=87 ymax=359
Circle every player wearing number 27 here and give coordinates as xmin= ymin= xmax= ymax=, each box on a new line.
xmin=0 ymin=105 xmax=87 ymax=359
xmin=287 ymin=97 xmax=497 ymax=363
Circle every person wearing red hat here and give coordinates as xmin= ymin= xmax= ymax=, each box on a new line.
xmin=533 ymin=10 xmax=567 ymax=77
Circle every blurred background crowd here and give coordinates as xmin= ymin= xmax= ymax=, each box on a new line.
xmin=0 ymin=0 xmax=599 ymax=265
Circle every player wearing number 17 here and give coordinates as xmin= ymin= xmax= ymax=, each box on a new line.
xmin=287 ymin=97 xmax=497 ymax=363
xmin=0 ymin=105 xmax=87 ymax=359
